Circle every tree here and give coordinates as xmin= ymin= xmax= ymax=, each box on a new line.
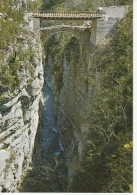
xmin=104 ymin=0 xmax=132 ymax=6
xmin=27 ymin=0 xmax=43 ymax=11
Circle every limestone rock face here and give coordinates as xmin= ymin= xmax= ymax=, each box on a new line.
xmin=0 ymin=27 xmax=44 ymax=192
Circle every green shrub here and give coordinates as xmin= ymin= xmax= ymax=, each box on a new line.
xmin=0 ymin=0 xmax=24 ymax=91
xmin=0 ymin=0 xmax=36 ymax=93
xmin=27 ymin=0 xmax=43 ymax=12
xmin=20 ymin=155 xmax=68 ymax=192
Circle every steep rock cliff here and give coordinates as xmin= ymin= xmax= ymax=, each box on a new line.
xmin=0 ymin=20 xmax=44 ymax=192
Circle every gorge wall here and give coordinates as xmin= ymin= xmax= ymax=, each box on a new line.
xmin=44 ymin=35 xmax=89 ymax=178
xmin=0 ymin=19 xmax=43 ymax=192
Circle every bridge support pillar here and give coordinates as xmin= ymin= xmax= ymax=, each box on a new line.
xmin=90 ymin=6 xmax=129 ymax=47
xmin=33 ymin=18 xmax=40 ymax=39
xmin=90 ymin=18 xmax=117 ymax=47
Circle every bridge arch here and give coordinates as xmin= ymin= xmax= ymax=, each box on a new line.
xmin=43 ymin=30 xmax=81 ymax=62
xmin=41 ymin=26 xmax=81 ymax=44
xmin=40 ymin=25 xmax=92 ymax=55
xmin=42 ymin=31 xmax=81 ymax=55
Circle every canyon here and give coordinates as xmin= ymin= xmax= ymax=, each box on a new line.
xmin=0 ymin=3 xmax=130 ymax=192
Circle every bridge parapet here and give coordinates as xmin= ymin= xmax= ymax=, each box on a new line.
xmin=29 ymin=10 xmax=103 ymax=20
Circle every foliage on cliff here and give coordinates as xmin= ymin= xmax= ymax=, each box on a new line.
xmin=42 ymin=0 xmax=66 ymax=10
xmin=27 ymin=0 xmax=43 ymax=11
xmin=51 ymin=0 xmax=132 ymax=11
xmin=0 ymin=0 xmax=36 ymax=99
xmin=104 ymin=0 xmax=132 ymax=6
xmin=70 ymin=7 xmax=133 ymax=193
xmin=20 ymin=155 xmax=68 ymax=192
xmin=0 ymin=0 xmax=23 ymax=92
xmin=0 ymin=0 xmax=24 ymax=47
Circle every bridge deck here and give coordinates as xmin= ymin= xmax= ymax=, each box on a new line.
xmin=32 ymin=11 xmax=103 ymax=20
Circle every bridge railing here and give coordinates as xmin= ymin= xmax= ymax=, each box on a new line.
xmin=31 ymin=11 xmax=103 ymax=17
xmin=32 ymin=10 xmax=98 ymax=14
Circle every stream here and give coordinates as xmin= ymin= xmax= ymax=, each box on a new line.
xmin=20 ymin=83 xmax=68 ymax=192
xmin=41 ymin=84 xmax=64 ymax=159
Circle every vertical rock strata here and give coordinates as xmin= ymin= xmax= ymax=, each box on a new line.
xmin=0 ymin=25 xmax=44 ymax=192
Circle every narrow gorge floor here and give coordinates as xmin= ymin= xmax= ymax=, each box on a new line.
xmin=20 ymin=84 xmax=68 ymax=192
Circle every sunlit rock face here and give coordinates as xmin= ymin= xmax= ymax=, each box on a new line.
xmin=0 ymin=26 xmax=44 ymax=192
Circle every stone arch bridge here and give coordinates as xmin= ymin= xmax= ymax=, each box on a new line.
xmin=30 ymin=10 xmax=102 ymax=49
xmin=27 ymin=6 xmax=129 ymax=49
